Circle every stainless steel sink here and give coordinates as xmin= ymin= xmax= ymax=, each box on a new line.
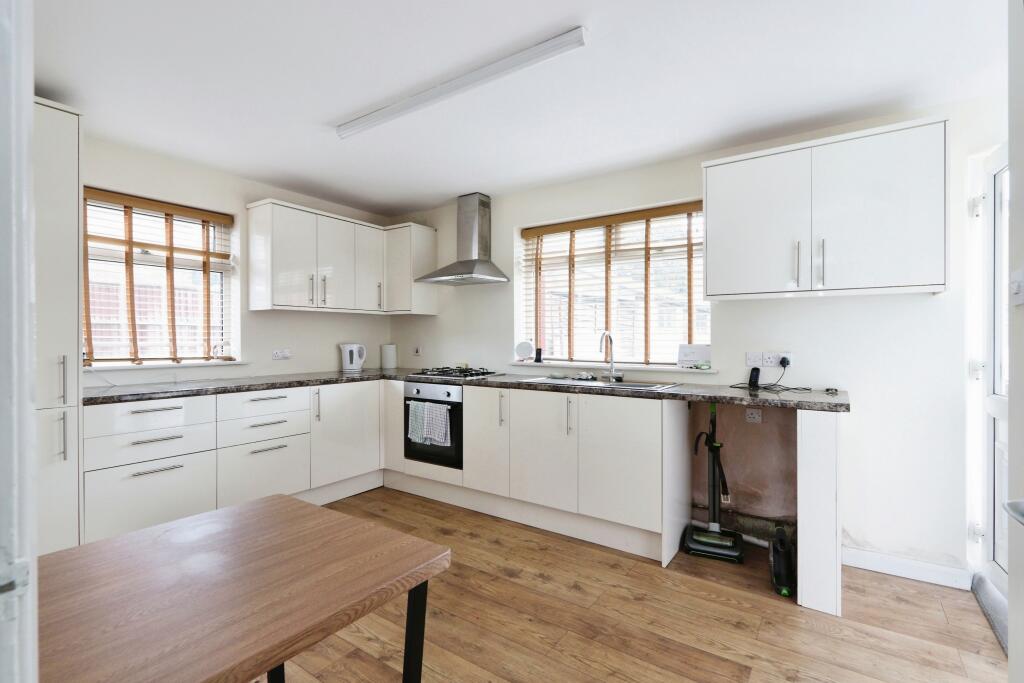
xmin=519 ymin=377 xmax=677 ymax=392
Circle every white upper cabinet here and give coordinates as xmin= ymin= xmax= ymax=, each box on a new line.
xmin=385 ymin=223 xmax=438 ymax=314
xmin=269 ymin=204 xmax=317 ymax=307
xmin=33 ymin=102 xmax=80 ymax=409
xmin=354 ymin=224 xmax=385 ymax=312
xmin=704 ymin=119 xmax=946 ymax=298
xmin=316 ymin=215 xmax=356 ymax=309
xmin=463 ymin=386 xmax=510 ymax=497
xmin=705 ymin=149 xmax=812 ymax=296
xmin=811 ymin=122 xmax=945 ymax=290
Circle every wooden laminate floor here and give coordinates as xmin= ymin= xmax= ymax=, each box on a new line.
xmin=271 ymin=488 xmax=1007 ymax=682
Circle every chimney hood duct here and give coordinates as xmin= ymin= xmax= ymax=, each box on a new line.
xmin=416 ymin=193 xmax=509 ymax=285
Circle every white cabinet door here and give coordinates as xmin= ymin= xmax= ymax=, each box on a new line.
xmin=381 ymin=380 xmax=405 ymax=471
xmin=36 ymin=408 xmax=79 ymax=554
xmin=704 ymin=149 xmax=812 ymax=296
xmin=310 ymin=382 xmax=380 ymax=487
xmin=271 ymin=204 xmax=317 ymax=307
xmin=463 ymin=386 xmax=510 ymax=497
xmin=83 ymin=451 xmax=216 ymax=542
xmin=217 ymin=433 xmax=310 ymax=507
xmin=354 ymin=225 xmax=385 ymax=311
xmin=509 ymin=390 xmax=578 ymax=513
xmin=316 ymin=215 xmax=356 ymax=309
xmin=811 ymin=122 xmax=945 ymax=290
xmin=578 ymin=395 xmax=662 ymax=532
xmin=33 ymin=103 xmax=79 ymax=409
xmin=385 ymin=226 xmax=411 ymax=312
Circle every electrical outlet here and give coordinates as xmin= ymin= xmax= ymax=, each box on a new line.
xmin=762 ymin=351 xmax=793 ymax=368
xmin=271 ymin=349 xmax=292 ymax=360
xmin=413 ymin=346 xmax=421 ymax=357
xmin=745 ymin=351 xmax=763 ymax=367
xmin=745 ymin=408 xmax=762 ymax=424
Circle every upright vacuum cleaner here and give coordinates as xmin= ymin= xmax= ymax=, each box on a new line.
xmin=681 ymin=403 xmax=744 ymax=562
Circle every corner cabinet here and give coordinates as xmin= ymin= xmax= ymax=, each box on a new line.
xmin=247 ymin=199 xmax=437 ymax=315
xmin=703 ymin=119 xmax=946 ymax=298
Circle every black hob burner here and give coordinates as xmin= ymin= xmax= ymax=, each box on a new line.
xmin=413 ymin=367 xmax=495 ymax=378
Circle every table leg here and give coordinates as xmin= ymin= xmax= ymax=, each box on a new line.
xmin=402 ymin=581 xmax=428 ymax=683
xmin=267 ymin=663 xmax=285 ymax=682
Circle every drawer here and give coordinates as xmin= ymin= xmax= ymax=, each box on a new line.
xmin=84 ymin=422 xmax=216 ymax=472
xmin=217 ymin=410 xmax=310 ymax=448
xmin=84 ymin=395 xmax=216 ymax=438
xmin=216 ymin=387 xmax=310 ymax=421
xmin=83 ymin=451 xmax=216 ymax=543
xmin=217 ymin=433 xmax=311 ymax=508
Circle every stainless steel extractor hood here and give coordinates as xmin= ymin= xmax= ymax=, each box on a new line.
xmin=416 ymin=193 xmax=509 ymax=285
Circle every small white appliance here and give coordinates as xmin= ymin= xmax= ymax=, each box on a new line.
xmin=677 ymin=344 xmax=712 ymax=369
xmin=339 ymin=343 xmax=367 ymax=372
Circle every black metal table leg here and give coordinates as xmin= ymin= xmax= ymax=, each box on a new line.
xmin=402 ymin=581 xmax=428 ymax=683
xmin=267 ymin=663 xmax=285 ymax=683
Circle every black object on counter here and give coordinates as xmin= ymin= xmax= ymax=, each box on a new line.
xmin=534 ymin=348 xmax=543 ymax=363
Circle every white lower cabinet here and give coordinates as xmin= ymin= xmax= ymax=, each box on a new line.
xmin=578 ymin=395 xmax=662 ymax=532
xmin=381 ymin=380 xmax=405 ymax=471
xmin=217 ymin=434 xmax=311 ymax=507
xmin=310 ymin=383 xmax=381 ymax=488
xmin=463 ymin=386 xmax=510 ymax=497
xmin=83 ymin=451 xmax=216 ymax=543
xmin=509 ymin=389 xmax=578 ymax=513
xmin=36 ymin=407 xmax=79 ymax=554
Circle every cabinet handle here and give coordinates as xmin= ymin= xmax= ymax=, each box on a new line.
xmin=249 ymin=395 xmax=287 ymax=402
xmin=309 ymin=274 xmax=315 ymax=304
xmin=321 ymin=274 xmax=327 ymax=305
xmin=130 ymin=434 xmax=184 ymax=446
xmin=794 ymin=241 xmax=801 ymax=287
xmin=498 ymin=392 xmax=504 ymax=426
xmin=130 ymin=405 xmax=183 ymax=414
xmin=251 ymin=443 xmax=288 ymax=454
xmin=377 ymin=282 xmax=382 ymax=309
xmin=59 ymin=411 xmax=68 ymax=461
xmin=58 ymin=354 xmax=68 ymax=404
xmin=316 ymin=389 xmax=321 ymax=422
xmin=820 ymin=238 xmax=826 ymax=288
xmin=131 ymin=463 xmax=183 ymax=478
xmin=249 ymin=419 xmax=287 ymax=428
xmin=566 ymin=397 xmax=572 ymax=435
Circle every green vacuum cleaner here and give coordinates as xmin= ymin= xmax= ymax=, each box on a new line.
xmin=681 ymin=403 xmax=744 ymax=563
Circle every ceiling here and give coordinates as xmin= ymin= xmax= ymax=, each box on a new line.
xmin=35 ymin=0 xmax=1006 ymax=215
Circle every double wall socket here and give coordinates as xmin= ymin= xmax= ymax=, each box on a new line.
xmin=272 ymin=349 xmax=292 ymax=360
xmin=745 ymin=351 xmax=793 ymax=368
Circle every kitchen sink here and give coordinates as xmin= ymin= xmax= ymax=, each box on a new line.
xmin=519 ymin=377 xmax=677 ymax=392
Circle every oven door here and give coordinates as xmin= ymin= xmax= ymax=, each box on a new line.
xmin=404 ymin=397 xmax=463 ymax=470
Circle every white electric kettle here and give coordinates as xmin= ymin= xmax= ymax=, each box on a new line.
xmin=339 ymin=343 xmax=366 ymax=372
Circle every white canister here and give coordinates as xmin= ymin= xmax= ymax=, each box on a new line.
xmin=381 ymin=344 xmax=398 ymax=370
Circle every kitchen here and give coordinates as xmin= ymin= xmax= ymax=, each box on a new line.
xmin=3 ymin=1 xmax=1019 ymax=682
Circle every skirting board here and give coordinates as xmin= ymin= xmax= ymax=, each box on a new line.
xmin=383 ymin=471 xmax=665 ymax=564
xmin=294 ymin=470 xmax=383 ymax=506
xmin=843 ymin=547 xmax=972 ymax=590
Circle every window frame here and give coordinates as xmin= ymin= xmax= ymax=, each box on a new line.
xmin=520 ymin=200 xmax=706 ymax=366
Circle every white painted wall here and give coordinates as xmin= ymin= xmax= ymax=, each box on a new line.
xmin=80 ymin=136 xmax=394 ymax=386
xmin=391 ymin=98 xmax=1005 ymax=574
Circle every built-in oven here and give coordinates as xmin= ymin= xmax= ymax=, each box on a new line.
xmin=404 ymin=382 xmax=463 ymax=470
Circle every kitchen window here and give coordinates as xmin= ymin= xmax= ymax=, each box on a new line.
xmin=519 ymin=201 xmax=708 ymax=365
xmin=82 ymin=188 xmax=236 ymax=365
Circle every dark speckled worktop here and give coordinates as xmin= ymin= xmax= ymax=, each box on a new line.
xmin=83 ymin=369 xmax=849 ymax=412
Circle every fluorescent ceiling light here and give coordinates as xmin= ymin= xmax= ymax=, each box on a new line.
xmin=335 ymin=26 xmax=587 ymax=140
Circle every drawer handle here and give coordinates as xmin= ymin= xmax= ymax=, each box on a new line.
xmin=251 ymin=444 xmax=288 ymax=454
xmin=249 ymin=419 xmax=287 ymax=428
xmin=130 ymin=405 xmax=184 ymax=414
xmin=130 ymin=434 xmax=184 ymax=446
xmin=131 ymin=463 xmax=184 ymax=477
xmin=249 ymin=395 xmax=288 ymax=402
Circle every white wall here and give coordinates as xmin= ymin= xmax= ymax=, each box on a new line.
xmin=391 ymin=97 xmax=1005 ymax=573
xmin=81 ymin=136 xmax=394 ymax=386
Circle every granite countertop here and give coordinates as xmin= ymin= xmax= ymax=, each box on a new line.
xmin=83 ymin=369 xmax=849 ymax=412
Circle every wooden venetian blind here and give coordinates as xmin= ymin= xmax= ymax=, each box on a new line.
xmin=519 ymin=201 xmax=708 ymax=365
xmin=82 ymin=188 xmax=236 ymax=365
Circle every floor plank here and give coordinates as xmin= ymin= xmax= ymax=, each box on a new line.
xmin=284 ymin=488 xmax=1006 ymax=683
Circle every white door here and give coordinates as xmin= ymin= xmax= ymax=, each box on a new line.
xmin=385 ymin=226 xmax=411 ymax=312
xmin=509 ymin=390 xmax=578 ymax=512
xmin=32 ymin=103 xmax=79 ymax=409
xmin=380 ymin=380 xmax=405 ymax=471
xmin=316 ymin=215 xmax=355 ymax=309
xmin=463 ymin=386 xmax=510 ymax=497
xmin=271 ymin=204 xmax=317 ymax=307
xmin=812 ymin=123 xmax=945 ymax=290
xmin=35 ymin=408 xmax=79 ymax=554
xmin=311 ymin=382 xmax=380 ymax=487
xmin=704 ymin=148 xmax=811 ymax=296
xmin=578 ymin=395 xmax=661 ymax=531
xmin=354 ymin=225 xmax=385 ymax=311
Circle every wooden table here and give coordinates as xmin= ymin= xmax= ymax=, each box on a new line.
xmin=38 ymin=495 xmax=451 ymax=682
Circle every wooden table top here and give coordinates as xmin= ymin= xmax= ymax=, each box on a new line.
xmin=39 ymin=495 xmax=451 ymax=683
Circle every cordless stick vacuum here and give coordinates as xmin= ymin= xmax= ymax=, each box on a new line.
xmin=681 ymin=403 xmax=744 ymax=562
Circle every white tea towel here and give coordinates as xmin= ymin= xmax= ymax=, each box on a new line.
xmin=407 ymin=400 xmax=427 ymax=444
xmin=422 ymin=402 xmax=451 ymax=447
